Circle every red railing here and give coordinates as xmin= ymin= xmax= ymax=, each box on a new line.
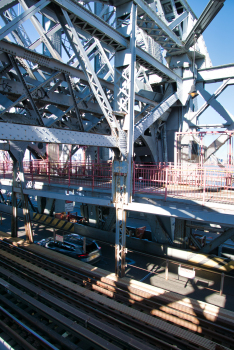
xmin=23 ymin=160 xmax=112 ymax=190
xmin=133 ymin=163 xmax=234 ymax=204
xmin=1 ymin=160 xmax=234 ymax=204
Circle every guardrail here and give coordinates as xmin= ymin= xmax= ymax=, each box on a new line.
xmin=134 ymin=163 xmax=234 ymax=204
xmin=0 ymin=160 xmax=233 ymax=204
xmin=127 ymin=253 xmax=233 ymax=297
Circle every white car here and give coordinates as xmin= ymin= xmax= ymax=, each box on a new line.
xmin=36 ymin=233 xmax=101 ymax=263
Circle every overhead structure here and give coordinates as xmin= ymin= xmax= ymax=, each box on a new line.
xmin=0 ymin=0 xmax=233 ymax=276
xmin=185 ymin=0 xmax=225 ymax=49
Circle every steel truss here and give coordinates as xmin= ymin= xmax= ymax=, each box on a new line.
xmin=0 ymin=0 xmax=232 ymax=275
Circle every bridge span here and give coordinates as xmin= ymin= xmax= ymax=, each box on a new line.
xmin=0 ymin=0 xmax=234 ymax=348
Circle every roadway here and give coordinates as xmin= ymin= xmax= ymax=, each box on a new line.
xmin=0 ymin=213 xmax=233 ymax=312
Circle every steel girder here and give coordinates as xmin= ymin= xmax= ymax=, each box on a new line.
xmin=112 ymin=2 xmax=137 ymax=277
xmin=42 ymin=0 xmax=183 ymax=82
xmin=0 ymin=0 xmax=183 ymax=143
xmin=58 ymin=8 xmax=120 ymax=139
xmin=0 ymin=0 xmax=50 ymax=41
xmin=185 ymin=0 xmax=226 ymax=49
xmin=0 ymin=0 xmax=231 ymax=160
xmin=134 ymin=93 xmax=178 ymax=141
xmin=192 ymin=78 xmax=234 ymax=162
xmin=0 ymin=122 xmax=118 ymax=147
xmin=0 ymin=0 xmax=233 ymax=279
xmin=197 ymin=64 xmax=234 ymax=83
xmin=199 ymin=228 xmax=234 ymax=254
xmin=135 ymin=0 xmax=186 ymax=55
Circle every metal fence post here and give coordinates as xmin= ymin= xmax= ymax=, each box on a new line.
xmin=68 ymin=161 xmax=71 ymax=187
xmin=30 ymin=161 xmax=33 ymax=183
xmin=92 ymin=162 xmax=94 ymax=190
xmin=165 ymin=167 xmax=168 ymax=200
xmin=165 ymin=260 xmax=169 ymax=280
xmin=48 ymin=161 xmax=50 ymax=185
xmin=203 ymin=168 xmax=206 ymax=204
xmin=220 ymin=273 xmax=224 ymax=296
xmin=133 ymin=162 xmax=135 ymax=195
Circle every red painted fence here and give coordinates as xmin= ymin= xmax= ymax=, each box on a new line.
xmin=0 ymin=160 xmax=233 ymax=204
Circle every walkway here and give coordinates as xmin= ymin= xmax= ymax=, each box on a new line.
xmin=1 ymin=160 xmax=234 ymax=205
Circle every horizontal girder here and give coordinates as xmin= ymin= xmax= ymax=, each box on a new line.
xmin=197 ymin=64 xmax=234 ymax=83
xmin=0 ymin=122 xmax=118 ymax=147
xmin=185 ymin=0 xmax=225 ymax=49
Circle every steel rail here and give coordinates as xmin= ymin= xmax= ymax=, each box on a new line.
xmin=0 ymin=274 xmax=122 ymax=350
xmin=0 ymin=247 xmax=187 ymax=350
xmin=0 ymin=262 xmax=163 ymax=350
xmin=0 ymin=241 xmax=233 ymax=349
xmin=0 ymin=305 xmax=59 ymax=350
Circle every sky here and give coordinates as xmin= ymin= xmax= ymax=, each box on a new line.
xmin=187 ymin=0 xmax=234 ymax=67
xmin=187 ymin=0 xmax=234 ymax=160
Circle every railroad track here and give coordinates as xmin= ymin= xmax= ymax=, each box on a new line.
xmin=0 ymin=240 xmax=233 ymax=350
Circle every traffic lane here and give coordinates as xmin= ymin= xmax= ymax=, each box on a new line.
xmin=95 ymin=242 xmax=231 ymax=309
xmin=0 ymin=216 xmax=232 ymax=310
xmin=0 ymin=217 xmax=229 ymax=291
xmin=95 ymin=242 xmax=218 ymax=286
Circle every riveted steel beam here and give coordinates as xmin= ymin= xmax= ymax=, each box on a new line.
xmin=58 ymin=8 xmax=120 ymax=140
xmin=0 ymin=122 xmax=118 ymax=148
xmin=50 ymin=0 xmax=181 ymax=81
xmin=65 ymin=74 xmax=84 ymax=131
xmin=8 ymin=54 xmax=44 ymax=125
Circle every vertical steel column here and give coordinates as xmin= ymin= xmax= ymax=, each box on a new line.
xmin=113 ymin=161 xmax=128 ymax=277
xmin=220 ymin=273 xmax=225 ymax=296
xmin=113 ymin=2 xmax=136 ymax=278
xmin=115 ymin=205 xmax=127 ymax=277
xmin=18 ymin=160 xmax=33 ymax=243
xmin=126 ymin=2 xmax=137 ymax=204
xmin=174 ymin=132 xmax=178 ymax=168
xmin=115 ymin=208 xmax=120 ymax=277
xmin=9 ymin=141 xmax=33 ymax=243
xmin=200 ymin=134 xmax=203 ymax=167
xmin=11 ymin=160 xmax=18 ymax=237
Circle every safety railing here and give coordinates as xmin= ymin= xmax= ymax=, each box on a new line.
xmin=133 ymin=164 xmax=234 ymax=204
xmin=0 ymin=160 xmax=233 ymax=204
xmin=23 ymin=160 xmax=112 ymax=190
xmin=0 ymin=161 xmax=13 ymax=179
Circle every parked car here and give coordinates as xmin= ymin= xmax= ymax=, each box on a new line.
xmin=36 ymin=233 xmax=101 ymax=264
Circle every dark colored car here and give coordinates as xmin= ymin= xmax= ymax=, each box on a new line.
xmin=36 ymin=233 xmax=101 ymax=264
